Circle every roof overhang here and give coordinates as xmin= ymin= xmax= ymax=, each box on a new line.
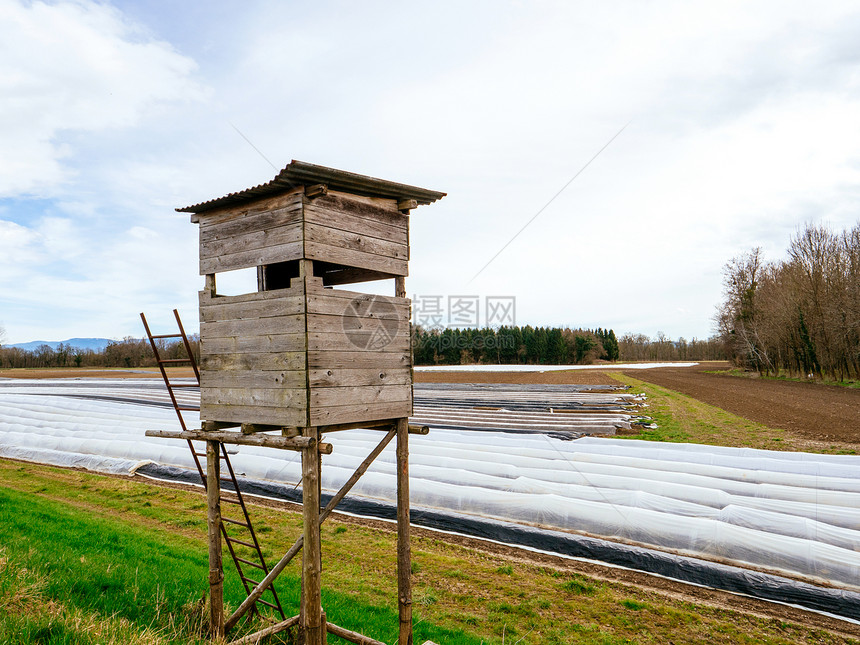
xmin=177 ymin=160 xmax=446 ymax=214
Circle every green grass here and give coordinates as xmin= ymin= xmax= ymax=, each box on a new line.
xmin=2 ymin=460 xmax=859 ymax=644
xmin=0 ymin=483 xmax=476 ymax=645
xmin=0 ymin=487 xmax=213 ymax=645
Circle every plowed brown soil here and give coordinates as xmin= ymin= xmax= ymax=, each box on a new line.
xmin=623 ymin=361 xmax=860 ymax=444
xmin=417 ymin=362 xmax=860 ymax=445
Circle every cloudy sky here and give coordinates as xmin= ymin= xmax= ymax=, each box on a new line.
xmin=1 ymin=0 xmax=859 ymax=344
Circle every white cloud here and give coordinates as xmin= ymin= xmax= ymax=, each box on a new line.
xmin=0 ymin=0 xmax=206 ymax=197
xmin=3 ymin=0 xmax=860 ymax=343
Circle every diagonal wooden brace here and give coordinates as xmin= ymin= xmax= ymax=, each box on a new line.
xmin=224 ymin=426 xmax=398 ymax=632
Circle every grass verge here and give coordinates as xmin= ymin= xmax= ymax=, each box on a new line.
xmin=1 ymin=460 xmax=859 ymax=644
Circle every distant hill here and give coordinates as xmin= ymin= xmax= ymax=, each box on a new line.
xmin=7 ymin=338 xmax=115 ymax=352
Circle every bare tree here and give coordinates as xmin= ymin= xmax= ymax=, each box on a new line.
xmin=716 ymin=247 xmax=774 ymax=373
xmin=716 ymin=223 xmax=860 ymax=381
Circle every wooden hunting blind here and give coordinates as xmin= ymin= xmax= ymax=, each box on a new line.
xmin=149 ymin=161 xmax=444 ymax=645
xmin=179 ymin=160 xmax=444 ymax=430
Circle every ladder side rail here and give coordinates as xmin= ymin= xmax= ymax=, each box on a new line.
xmin=144 ymin=309 xmax=284 ymax=623
xmin=140 ymin=312 xmax=187 ymax=432
xmin=220 ymin=443 xmax=286 ymax=619
xmin=173 ymin=308 xmax=201 ymax=382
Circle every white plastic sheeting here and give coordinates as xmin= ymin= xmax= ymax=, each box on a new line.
xmin=1 ymin=378 xmax=859 ymax=590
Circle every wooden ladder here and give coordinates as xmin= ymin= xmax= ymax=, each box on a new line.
xmin=140 ymin=310 xmax=286 ymax=622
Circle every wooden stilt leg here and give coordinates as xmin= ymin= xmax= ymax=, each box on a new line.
xmin=302 ymin=427 xmax=324 ymax=645
xmin=396 ymin=417 xmax=412 ymax=645
xmin=207 ymin=440 xmax=224 ymax=640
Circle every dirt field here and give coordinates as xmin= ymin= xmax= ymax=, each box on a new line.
xmin=622 ymin=361 xmax=860 ymax=444
xmin=419 ymin=362 xmax=860 ymax=446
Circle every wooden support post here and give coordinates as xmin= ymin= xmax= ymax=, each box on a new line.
xmin=395 ymin=276 xmax=406 ymax=299
xmin=225 ymin=427 xmax=397 ymax=632
xmin=396 ymin=417 xmax=412 ymax=645
xmin=302 ymin=426 xmax=325 ymax=645
xmin=299 ymin=258 xmax=314 ymax=278
xmin=205 ymin=273 xmax=216 ymax=297
xmin=207 ymin=440 xmax=225 ymax=640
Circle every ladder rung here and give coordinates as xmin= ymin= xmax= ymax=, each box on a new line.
xmin=256 ymin=599 xmax=278 ymax=610
xmin=159 ymin=358 xmax=190 ymax=364
xmin=168 ymin=383 xmax=199 ymax=388
xmin=176 ymin=406 xmax=200 ymax=411
xmin=235 ymin=556 xmax=265 ymax=569
xmin=228 ymin=537 xmax=256 ymax=549
xmin=222 ymin=517 xmax=249 ymax=528
xmin=221 ymin=497 xmax=241 ymax=505
xmin=151 ymin=333 xmax=183 ymax=339
xmin=241 ymin=576 xmax=261 ymax=586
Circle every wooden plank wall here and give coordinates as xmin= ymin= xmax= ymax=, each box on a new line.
xmin=306 ymin=286 xmax=412 ymax=426
xmin=303 ymin=192 xmax=409 ymax=278
xmin=199 ymin=285 xmax=413 ymax=427
xmin=195 ymin=188 xmax=414 ymax=428
xmin=199 ymin=286 xmax=309 ymax=426
xmin=198 ymin=191 xmax=304 ymax=275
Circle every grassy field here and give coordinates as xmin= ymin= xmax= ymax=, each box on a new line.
xmin=1 ymin=459 xmax=858 ymax=645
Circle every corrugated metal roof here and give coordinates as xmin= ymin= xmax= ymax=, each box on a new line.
xmin=177 ymin=160 xmax=446 ymax=213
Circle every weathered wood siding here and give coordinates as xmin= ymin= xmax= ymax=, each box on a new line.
xmin=199 ymin=284 xmax=412 ymax=427
xmin=199 ymin=285 xmax=309 ymax=426
xmin=197 ymin=191 xmax=304 ymax=274
xmin=303 ymin=192 xmax=409 ymax=277
xmin=305 ymin=286 xmax=412 ymax=426
xmin=196 ymin=188 xmax=413 ymax=428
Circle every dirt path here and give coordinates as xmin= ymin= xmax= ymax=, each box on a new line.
xmin=623 ymin=362 xmax=860 ymax=444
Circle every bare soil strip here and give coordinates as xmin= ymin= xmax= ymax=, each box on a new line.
xmin=624 ymin=361 xmax=860 ymax=445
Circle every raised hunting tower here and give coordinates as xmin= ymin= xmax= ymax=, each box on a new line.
xmin=179 ymin=161 xmax=444 ymax=430
xmin=168 ymin=161 xmax=444 ymax=645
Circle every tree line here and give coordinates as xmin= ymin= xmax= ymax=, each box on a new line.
xmin=413 ymin=325 xmax=724 ymax=366
xmin=616 ymin=332 xmax=725 ymax=362
xmin=716 ymin=222 xmax=860 ymax=381
xmin=0 ymin=326 xmax=725 ymax=370
xmin=413 ymin=326 xmax=620 ymax=366
xmin=0 ymin=336 xmax=199 ymax=370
